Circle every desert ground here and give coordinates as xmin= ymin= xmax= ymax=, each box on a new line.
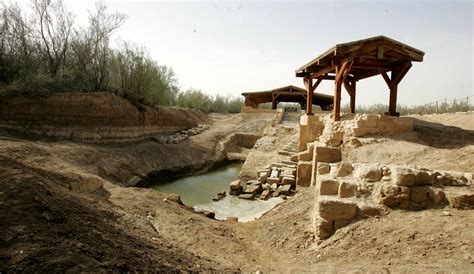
xmin=1 ymin=106 xmax=473 ymax=272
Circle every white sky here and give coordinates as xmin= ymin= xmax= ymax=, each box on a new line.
xmin=54 ymin=1 xmax=473 ymax=105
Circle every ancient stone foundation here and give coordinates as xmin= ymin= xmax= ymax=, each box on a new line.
xmin=314 ymin=162 xmax=473 ymax=239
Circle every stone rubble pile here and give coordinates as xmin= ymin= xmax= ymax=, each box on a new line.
xmin=229 ymin=162 xmax=297 ymax=200
xmin=153 ymin=124 xmax=209 ymax=144
xmin=314 ymin=162 xmax=474 ymax=239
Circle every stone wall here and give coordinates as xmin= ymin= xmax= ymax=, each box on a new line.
xmin=298 ymin=114 xmax=325 ymax=151
xmin=319 ymin=114 xmax=413 ymax=146
xmin=313 ymin=162 xmax=474 ymax=239
xmin=0 ymin=92 xmax=211 ymax=143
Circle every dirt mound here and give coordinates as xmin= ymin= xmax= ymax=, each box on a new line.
xmin=0 ymin=92 xmax=210 ymax=142
xmin=0 ymin=156 xmax=224 ymax=272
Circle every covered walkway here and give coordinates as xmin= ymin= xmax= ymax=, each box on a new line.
xmin=242 ymin=85 xmax=333 ymax=111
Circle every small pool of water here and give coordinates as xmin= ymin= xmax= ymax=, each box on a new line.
xmin=150 ymin=162 xmax=242 ymax=206
xmin=149 ymin=162 xmax=283 ymax=222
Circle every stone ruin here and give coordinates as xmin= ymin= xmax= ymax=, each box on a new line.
xmin=229 ymin=161 xmax=297 ymax=201
xmin=294 ymin=113 xmax=474 ymax=240
xmin=314 ymin=162 xmax=473 ymax=239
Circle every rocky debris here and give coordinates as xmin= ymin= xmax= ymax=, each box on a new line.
xmin=212 ymin=191 xmax=226 ymax=201
xmin=154 ymin=124 xmax=209 ymax=145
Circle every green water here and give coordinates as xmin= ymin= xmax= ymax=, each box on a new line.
xmin=149 ymin=162 xmax=242 ymax=206
xmin=149 ymin=161 xmax=284 ymax=222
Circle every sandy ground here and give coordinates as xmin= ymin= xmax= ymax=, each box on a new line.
xmin=1 ymin=112 xmax=474 ymax=272
xmin=344 ymin=112 xmax=474 ymax=173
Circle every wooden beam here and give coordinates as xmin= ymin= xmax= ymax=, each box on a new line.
xmin=377 ymin=45 xmax=384 ymax=59
xmin=313 ymin=77 xmax=323 ymax=90
xmin=308 ymin=65 xmax=336 ymax=79
xmin=379 ymin=69 xmax=392 ymax=87
xmin=392 ymin=62 xmax=412 ymax=85
xmin=343 ymin=78 xmax=354 ymax=97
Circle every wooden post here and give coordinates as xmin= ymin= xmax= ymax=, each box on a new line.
xmin=271 ymin=93 xmax=277 ymax=109
xmin=334 ymin=66 xmax=342 ymax=121
xmin=389 ymin=83 xmax=398 ymax=115
xmin=350 ymin=79 xmax=356 ymax=113
xmin=304 ymin=77 xmax=314 ymax=115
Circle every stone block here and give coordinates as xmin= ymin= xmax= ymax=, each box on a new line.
xmin=314 ymin=146 xmax=341 ymax=163
xmin=317 ymin=162 xmax=330 ymax=175
xmin=290 ymin=154 xmax=299 ymax=162
xmin=230 ymin=180 xmax=242 ymax=190
xmin=298 ymin=150 xmax=313 ymax=161
xmin=332 ymin=162 xmax=353 ymax=177
xmin=448 ymin=192 xmax=474 ymax=209
xmin=282 ymin=176 xmax=296 ymax=187
xmin=338 ymin=181 xmax=356 ymax=198
xmin=318 ymin=198 xmax=358 ymax=220
xmin=229 ymin=189 xmax=241 ymax=196
xmin=353 ymin=164 xmax=382 ymax=182
xmin=362 ymin=114 xmax=379 ymax=128
xmin=314 ymin=218 xmax=333 ymax=239
xmin=415 ymin=170 xmax=434 ymax=185
xmin=238 ymin=193 xmax=255 ymax=200
xmin=260 ymin=189 xmax=272 ymax=200
xmin=333 ymin=219 xmax=352 ymax=230
xmin=357 ymin=202 xmax=389 ymax=217
xmin=272 ymin=189 xmax=280 ymax=197
xmin=393 ymin=167 xmax=416 ymax=186
xmin=319 ymin=178 xmax=339 ymax=195
xmin=280 ymin=184 xmax=292 ymax=196
xmin=431 ymin=188 xmax=447 ymax=206
xmin=267 ymin=177 xmax=280 ymax=185
xmin=244 ymin=184 xmax=262 ymax=194
xmin=297 ymin=161 xmax=313 ymax=187
xmin=270 ymin=169 xmax=279 ymax=178
xmin=409 ymin=186 xmax=433 ymax=210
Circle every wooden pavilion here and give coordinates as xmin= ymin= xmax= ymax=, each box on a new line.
xmin=242 ymin=85 xmax=333 ymax=110
xmin=295 ymin=35 xmax=424 ymax=120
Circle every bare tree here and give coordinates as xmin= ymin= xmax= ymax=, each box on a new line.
xmin=0 ymin=3 xmax=36 ymax=82
xmin=70 ymin=1 xmax=126 ymax=91
xmin=32 ymin=0 xmax=73 ymax=75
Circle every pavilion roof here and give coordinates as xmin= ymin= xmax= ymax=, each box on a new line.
xmin=295 ymin=35 xmax=425 ymax=80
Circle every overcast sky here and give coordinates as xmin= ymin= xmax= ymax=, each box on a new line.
xmin=61 ymin=0 xmax=472 ymax=106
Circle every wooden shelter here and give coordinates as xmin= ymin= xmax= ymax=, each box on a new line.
xmin=242 ymin=85 xmax=333 ymax=110
xmin=295 ymin=36 xmax=424 ymax=120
